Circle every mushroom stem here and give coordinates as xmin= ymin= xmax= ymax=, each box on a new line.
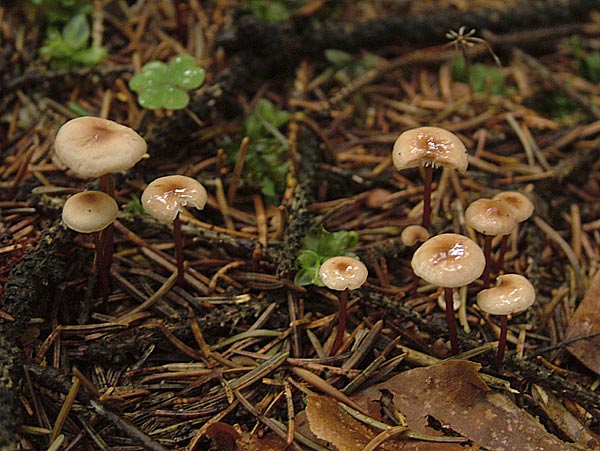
xmin=99 ymin=174 xmax=115 ymax=198
xmin=331 ymin=289 xmax=349 ymax=355
xmin=444 ymin=287 xmax=460 ymax=355
xmin=495 ymin=234 xmax=510 ymax=275
xmin=173 ymin=213 xmax=185 ymax=286
xmin=99 ymin=224 xmax=114 ymax=306
xmin=494 ymin=314 xmax=508 ymax=371
xmin=421 ymin=165 xmax=433 ymax=230
xmin=481 ymin=234 xmax=493 ymax=288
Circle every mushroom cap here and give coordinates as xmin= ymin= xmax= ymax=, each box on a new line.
xmin=55 ymin=117 xmax=148 ymax=177
xmin=401 ymin=224 xmax=430 ymax=247
xmin=141 ymin=175 xmax=207 ymax=223
xmin=62 ymin=191 xmax=118 ymax=233
xmin=411 ymin=233 xmax=485 ymax=288
xmin=319 ymin=256 xmax=368 ymax=291
xmin=477 ymin=273 xmax=535 ymax=315
xmin=465 ymin=198 xmax=517 ymax=236
xmin=492 ymin=191 xmax=534 ymax=223
xmin=392 ymin=126 xmax=468 ymax=172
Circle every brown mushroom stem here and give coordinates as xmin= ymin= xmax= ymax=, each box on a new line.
xmin=92 ymin=229 xmax=110 ymax=307
xmin=173 ymin=213 xmax=185 ymax=286
xmin=421 ymin=165 xmax=433 ymax=230
xmin=494 ymin=314 xmax=508 ymax=372
xmin=444 ymin=287 xmax=460 ymax=355
xmin=495 ymin=234 xmax=510 ymax=275
xmin=331 ymin=289 xmax=349 ymax=355
xmin=99 ymin=174 xmax=115 ymax=198
xmin=481 ymin=234 xmax=493 ymax=288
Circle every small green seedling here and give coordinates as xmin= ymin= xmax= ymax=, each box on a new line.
xmin=249 ymin=0 xmax=294 ymax=22
xmin=227 ymin=98 xmax=290 ymax=205
xmin=452 ymin=55 xmax=508 ymax=96
xmin=129 ymin=54 xmax=206 ymax=110
xmin=39 ymin=13 xmax=106 ymax=69
xmin=294 ymin=226 xmax=360 ymax=286
xmin=29 ymin=0 xmax=91 ymax=25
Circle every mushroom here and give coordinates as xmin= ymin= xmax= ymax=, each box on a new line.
xmin=319 ymin=256 xmax=368 ymax=355
xmin=62 ymin=191 xmax=119 ymax=301
xmin=492 ymin=191 xmax=534 ymax=274
xmin=141 ymin=175 xmax=208 ymax=286
xmin=411 ymin=233 xmax=485 ymax=354
xmin=477 ymin=274 xmax=535 ymax=371
xmin=55 ymin=116 xmax=148 ymax=297
xmin=393 ymin=127 xmax=468 ymax=229
xmin=55 ymin=116 xmax=148 ymax=194
xmin=465 ymin=198 xmax=517 ymax=287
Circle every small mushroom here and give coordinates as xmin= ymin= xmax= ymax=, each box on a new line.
xmin=465 ymin=198 xmax=517 ymax=287
xmin=492 ymin=191 xmax=535 ymax=274
xmin=142 ymin=175 xmax=207 ymax=285
xmin=411 ymin=233 xmax=485 ymax=354
xmin=55 ymin=116 xmax=148 ymax=192
xmin=393 ymin=127 xmax=468 ymax=229
xmin=319 ymin=256 xmax=368 ymax=355
xmin=62 ymin=191 xmax=119 ymax=300
xmin=477 ymin=274 xmax=535 ymax=371
xmin=55 ymin=116 xmax=148 ymax=299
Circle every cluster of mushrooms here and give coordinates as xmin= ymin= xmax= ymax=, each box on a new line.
xmin=56 ymin=117 xmax=535 ymax=371
xmin=56 ymin=116 xmax=208 ymax=303
xmin=319 ymin=126 xmax=536 ymax=370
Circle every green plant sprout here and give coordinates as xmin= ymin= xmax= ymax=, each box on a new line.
xmin=451 ymin=55 xmax=508 ymax=96
xmin=129 ymin=54 xmax=206 ymax=110
xmin=294 ymin=226 xmax=360 ymax=286
xmin=29 ymin=0 xmax=91 ymax=25
xmin=39 ymin=13 xmax=106 ymax=69
xmin=248 ymin=0 xmax=296 ymax=22
xmin=324 ymin=49 xmax=380 ymax=80
xmin=571 ymin=36 xmax=600 ymax=83
xmin=226 ymin=98 xmax=290 ymax=205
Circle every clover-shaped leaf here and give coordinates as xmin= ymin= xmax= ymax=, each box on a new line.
xmin=129 ymin=54 xmax=205 ymax=110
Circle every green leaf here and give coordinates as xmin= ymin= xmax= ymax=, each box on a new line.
xmin=325 ymin=49 xmax=353 ymax=67
xmin=161 ymin=87 xmax=189 ymax=110
xmin=137 ymin=86 xmax=167 ymax=110
xmin=72 ymin=46 xmax=107 ymax=66
xmin=296 ymin=250 xmax=321 ymax=269
xmin=62 ymin=13 xmax=89 ymax=49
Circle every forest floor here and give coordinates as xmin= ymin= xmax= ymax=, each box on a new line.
xmin=2 ymin=1 xmax=600 ymax=450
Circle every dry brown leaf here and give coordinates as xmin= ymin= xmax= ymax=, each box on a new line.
xmin=235 ymin=431 xmax=288 ymax=451
xmin=352 ymin=360 xmax=579 ymax=451
xmin=564 ymin=270 xmax=600 ymax=375
xmin=306 ymin=395 xmax=469 ymax=451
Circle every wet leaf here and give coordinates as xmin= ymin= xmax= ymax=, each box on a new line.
xmin=564 ymin=270 xmax=600 ymax=375
xmin=306 ymin=395 xmax=468 ymax=451
xmin=353 ymin=360 xmax=579 ymax=451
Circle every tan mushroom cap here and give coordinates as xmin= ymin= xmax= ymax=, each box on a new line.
xmin=62 ymin=191 xmax=118 ymax=233
xmin=411 ymin=233 xmax=485 ymax=288
xmin=393 ymin=126 xmax=468 ymax=172
xmin=492 ymin=191 xmax=534 ymax=223
xmin=319 ymin=256 xmax=368 ymax=291
xmin=465 ymin=198 xmax=517 ymax=236
xmin=55 ymin=116 xmax=148 ymax=177
xmin=477 ymin=274 xmax=535 ymax=316
xmin=141 ymin=175 xmax=207 ymax=223
xmin=401 ymin=224 xmax=430 ymax=247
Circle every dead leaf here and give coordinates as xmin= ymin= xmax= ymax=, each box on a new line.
xmin=564 ymin=270 xmax=600 ymax=375
xmin=306 ymin=395 xmax=469 ymax=451
xmin=352 ymin=360 xmax=579 ymax=451
xmin=235 ymin=431 xmax=288 ymax=451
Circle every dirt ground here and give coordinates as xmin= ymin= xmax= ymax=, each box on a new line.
xmin=2 ymin=1 xmax=600 ymax=450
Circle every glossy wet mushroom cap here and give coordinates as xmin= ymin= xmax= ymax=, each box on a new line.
xmin=401 ymin=224 xmax=430 ymax=247
xmin=465 ymin=198 xmax=517 ymax=236
xmin=62 ymin=191 xmax=119 ymax=233
xmin=492 ymin=191 xmax=534 ymax=223
xmin=411 ymin=233 xmax=485 ymax=288
xmin=477 ymin=273 xmax=535 ymax=315
xmin=141 ymin=175 xmax=207 ymax=223
xmin=393 ymin=126 xmax=468 ymax=172
xmin=319 ymin=256 xmax=368 ymax=291
xmin=55 ymin=116 xmax=148 ymax=177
